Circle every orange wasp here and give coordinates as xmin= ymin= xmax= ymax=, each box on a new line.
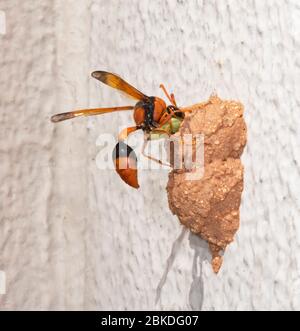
xmin=51 ymin=71 xmax=185 ymax=189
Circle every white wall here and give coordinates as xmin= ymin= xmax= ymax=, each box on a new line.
xmin=0 ymin=0 xmax=299 ymax=310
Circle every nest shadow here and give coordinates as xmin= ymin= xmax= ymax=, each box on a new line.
xmin=155 ymin=228 xmax=210 ymax=310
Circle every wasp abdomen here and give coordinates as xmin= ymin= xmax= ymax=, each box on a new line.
xmin=112 ymin=142 xmax=139 ymax=189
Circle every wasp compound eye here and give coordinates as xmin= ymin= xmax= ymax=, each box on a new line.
xmin=112 ymin=142 xmax=139 ymax=189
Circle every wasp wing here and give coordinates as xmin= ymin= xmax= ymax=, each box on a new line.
xmin=51 ymin=106 xmax=134 ymax=123
xmin=92 ymin=71 xmax=148 ymax=101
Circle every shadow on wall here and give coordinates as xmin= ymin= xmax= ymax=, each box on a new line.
xmin=155 ymin=228 xmax=210 ymax=310
xmin=189 ymin=233 xmax=211 ymax=310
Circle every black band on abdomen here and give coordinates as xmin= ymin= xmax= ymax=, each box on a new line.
xmin=112 ymin=141 xmax=137 ymax=162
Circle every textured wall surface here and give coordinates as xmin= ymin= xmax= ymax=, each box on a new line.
xmin=0 ymin=0 xmax=299 ymax=310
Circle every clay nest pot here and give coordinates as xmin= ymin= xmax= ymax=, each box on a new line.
xmin=166 ymin=95 xmax=247 ymax=273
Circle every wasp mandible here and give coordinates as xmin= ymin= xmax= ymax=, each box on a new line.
xmin=51 ymin=71 xmax=186 ymax=189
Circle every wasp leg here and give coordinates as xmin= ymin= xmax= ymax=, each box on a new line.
xmin=157 ymin=111 xmax=174 ymax=127
xmin=141 ymin=135 xmax=171 ymax=168
xmin=177 ymin=108 xmax=192 ymax=113
xmin=179 ymin=101 xmax=211 ymax=113
xmin=152 ymin=128 xmax=171 ymax=137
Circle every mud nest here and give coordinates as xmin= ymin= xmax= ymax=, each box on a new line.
xmin=167 ymin=95 xmax=247 ymax=273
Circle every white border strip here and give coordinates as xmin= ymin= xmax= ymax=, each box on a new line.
xmin=0 ymin=11 xmax=6 ymax=35
xmin=0 ymin=270 xmax=6 ymax=294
